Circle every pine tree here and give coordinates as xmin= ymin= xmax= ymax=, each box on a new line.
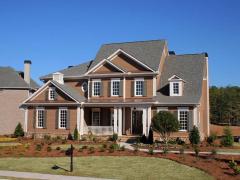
xmin=14 ymin=123 xmax=24 ymax=137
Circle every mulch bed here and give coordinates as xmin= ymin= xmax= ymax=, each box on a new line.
xmin=0 ymin=139 xmax=239 ymax=180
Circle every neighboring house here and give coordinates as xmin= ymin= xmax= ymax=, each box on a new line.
xmin=0 ymin=60 xmax=39 ymax=135
xmin=21 ymin=40 xmax=209 ymax=140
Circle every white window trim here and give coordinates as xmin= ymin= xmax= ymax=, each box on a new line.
xmin=134 ymin=78 xmax=144 ymax=96
xmin=48 ymin=87 xmax=55 ymax=100
xmin=178 ymin=107 xmax=189 ymax=132
xmin=92 ymin=79 xmax=101 ymax=97
xmin=91 ymin=108 xmax=100 ymax=126
xmin=58 ymin=107 xmax=68 ymax=129
xmin=170 ymin=81 xmax=182 ymax=96
xmin=36 ymin=107 xmax=45 ymax=128
xmin=111 ymin=78 xmax=120 ymax=96
xmin=82 ymin=82 xmax=88 ymax=92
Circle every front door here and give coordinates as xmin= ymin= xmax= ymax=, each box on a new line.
xmin=132 ymin=110 xmax=143 ymax=134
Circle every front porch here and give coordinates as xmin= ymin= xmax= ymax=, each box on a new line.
xmin=77 ymin=106 xmax=152 ymax=137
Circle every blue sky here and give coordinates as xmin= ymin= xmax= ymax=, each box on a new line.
xmin=0 ymin=0 xmax=239 ymax=86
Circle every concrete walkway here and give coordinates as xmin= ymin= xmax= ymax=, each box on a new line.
xmin=119 ymin=142 xmax=240 ymax=155
xmin=0 ymin=170 xmax=112 ymax=180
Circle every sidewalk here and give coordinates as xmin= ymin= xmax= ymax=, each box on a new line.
xmin=0 ymin=170 xmax=112 ymax=180
xmin=119 ymin=142 xmax=240 ymax=155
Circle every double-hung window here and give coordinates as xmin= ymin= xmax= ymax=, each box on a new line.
xmin=48 ymin=87 xmax=55 ymax=100
xmin=92 ymin=79 xmax=101 ymax=96
xmin=173 ymin=82 xmax=179 ymax=95
xmin=135 ymin=78 xmax=144 ymax=96
xmin=36 ymin=108 xmax=44 ymax=128
xmin=111 ymin=79 xmax=120 ymax=96
xmin=92 ymin=109 xmax=100 ymax=126
xmin=59 ymin=108 xmax=68 ymax=129
xmin=178 ymin=108 xmax=189 ymax=131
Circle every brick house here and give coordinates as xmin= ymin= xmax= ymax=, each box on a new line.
xmin=0 ymin=61 xmax=39 ymax=135
xmin=21 ymin=40 xmax=209 ymax=140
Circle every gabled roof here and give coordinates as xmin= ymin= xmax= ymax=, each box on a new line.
xmin=22 ymin=80 xmax=85 ymax=105
xmin=40 ymin=61 xmax=92 ymax=80
xmin=0 ymin=67 xmax=39 ymax=89
xmin=168 ymin=75 xmax=186 ymax=82
xmin=156 ymin=53 xmax=206 ymax=104
xmin=89 ymin=40 xmax=166 ymax=72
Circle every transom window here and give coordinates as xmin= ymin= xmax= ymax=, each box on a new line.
xmin=92 ymin=80 xmax=101 ymax=96
xmin=92 ymin=111 xmax=100 ymax=126
xmin=178 ymin=110 xmax=188 ymax=131
xmin=48 ymin=87 xmax=55 ymax=100
xmin=173 ymin=83 xmax=179 ymax=95
xmin=111 ymin=79 xmax=120 ymax=96
xmin=36 ymin=108 xmax=44 ymax=128
xmin=59 ymin=108 xmax=67 ymax=129
xmin=135 ymin=79 xmax=144 ymax=96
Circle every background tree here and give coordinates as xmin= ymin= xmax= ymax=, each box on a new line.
xmin=152 ymin=111 xmax=179 ymax=148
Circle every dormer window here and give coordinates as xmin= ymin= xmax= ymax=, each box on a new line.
xmin=49 ymin=87 xmax=55 ymax=100
xmin=168 ymin=75 xmax=185 ymax=96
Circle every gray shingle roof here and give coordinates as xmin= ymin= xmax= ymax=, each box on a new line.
xmin=155 ymin=54 xmax=206 ymax=104
xmin=0 ymin=67 xmax=39 ymax=89
xmin=51 ymin=80 xmax=85 ymax=103
xmin=90 ymin=40 xmax=166 ymax=71
xmin=40 ymin=61 xmax=92 ymax=80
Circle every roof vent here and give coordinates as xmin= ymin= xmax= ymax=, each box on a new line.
xmin=169 ymin=51 xmax=175 ymax=55
xmin=68 ymin=66 xmax=73 ymax=68
xmin=203 ymin=52 xmax=208 ymax=57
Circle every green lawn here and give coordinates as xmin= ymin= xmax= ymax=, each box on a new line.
xmin=0 ymin=157 xmax=213 ymax=180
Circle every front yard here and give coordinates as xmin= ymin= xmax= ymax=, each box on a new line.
xmin=0 ymin=156 xmax=212 ymax=180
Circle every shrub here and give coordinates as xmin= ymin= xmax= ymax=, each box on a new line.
xmin=56 ymin=146 xmax=61 ymax=151
xmin=109 ymin=143 xmax=119 ymax=150
xmin=47 ymin=146 xmax=52 ymax=152
xmin=207 ymin=133 xmax=217 ymax=145
xmin=61 ymin=139 xmax=67 ymax=144
xmin=211 ymin=149 xmax=217 ymax=156
xmin=112 ymin=133 xmax=118 ymax=142
xmin=81 ymin=136 xmax=87 ymax=141
xmin=120 ymin=145 xmax=125 ymax=151
xmin=140 ymin=134 xmax=147 ymax=144
xmin=24 ymin=143 xmax=30 ymax=149
xmin=176 ymin=137 xmax=185 ymax=145
xmin=99 ymin=146 xmax=105 ymax=152
xmin=162 ymin=147 xmax=168 ymax=154
xmin=221 ymin=127 xmax=234 ymax=147
xmin=179 ymin=147 xmax=185 ymax=155
xmin=102 ymin=144 xmax=107 ymax=149
xmin=152 ymin=111 xmax=179 ymax=147
xmin=88 ymin=146 xmax=95 ymax=153
xmin=82 ymin=145 xmax=88 ymax=149
xmin=134 ymin=145 xmax=139 ymax=153
xmin=73 ymin=127 xmax=79 ymax=141
xmin=67 ymin=133 xmax=73 ymax=140
xmin=35 ymin=144 xmax=42 ymax=151
xmin=147 ymin=127 xmax=154 ymax=144
xmin=148 ymin=148 xmax=154 ymax=155
xmin=78 ymin=148 xmax=83 ymax=152
xmin=43 ymin=135 xmax=51 ymax=141
xmin=14 ymin=123 xmax=24 ymax=137
xmin=229 ymin=159 xmax=237 ymax=169
xmin=189 ymin=126 xmax=200 ymax=146
xmin=194 ymin=146 xmax=199 ymax=157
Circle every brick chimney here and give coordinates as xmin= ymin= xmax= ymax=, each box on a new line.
xmin=24 ymin=60 xmax=31 ymax=85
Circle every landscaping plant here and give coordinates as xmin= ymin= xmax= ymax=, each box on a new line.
xmin=189 ymin=126 xmax=200 ymax=146
xmin=13 ymin=123 xmax=24 ymax=137
xmin=35 ymin=144 xmax=42 ymax=151
xmin=193 ymin=146 xmax=199 ymax=157
xmin=221 ymin=127 xmax=234 ymax=147
xmin=147 ymin=127 xmax=154 ymax=144
xmin=148 ymin=147 xmax=154 ymax=155
xmin=207 ymin=133 xmax=217 ymax=145
xmin=67 ymin=133 xmax=73 ymax=140
xmin=152 ymin=111 xmax=179 ymax=148
xmin=229 ymin=159 xmax=240 ymax=175
xmin=73 ymin=126 xmax=79 ymax=141
xmin=112 ymin=133 xmax=118 ymax=142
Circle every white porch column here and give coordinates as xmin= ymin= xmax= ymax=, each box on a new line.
xmin=77 ymin=106 xmax=80 ymax=133
xmin=123 ymin=77 xmax=126 ymax=99
xmin=142 ymin=108 xmax=147 ymax=135
xmin=24 ymin=108 xmax=28 ymax=132
xmin=118 ymin=107 xmax=122 ymax=136
xmin=147 ymin=106 xmax=151 ymax=136
xmin=80 ymin=107 xmax=84 ymax=136
xmin=193 ymin=106 xmax=198 ymax=127
xmin=113 ymin=107 xmax=118 ymax=133
xmin=123 ymin=107 xmax=125 ymax=134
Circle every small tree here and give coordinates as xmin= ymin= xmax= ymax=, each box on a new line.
xmin=147 ymin=127 xmax=154 ymax=144
xmin=189 ymin=126 xmax=200 ymax=146
xmin=152 ymin=111 xmax=179 ymax=148
xmin=221 ymin=127 xmax=234 ymax=147
xmin=14 ymin=123 xmax=24 ymax=137
xmin=73 ymin=126 xmax=79 ymax=141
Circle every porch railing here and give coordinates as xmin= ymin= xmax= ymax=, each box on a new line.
xmin=84 ymin=126 xmax=113 ymax=135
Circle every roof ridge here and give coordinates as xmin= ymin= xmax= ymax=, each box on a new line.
xmin=169 ymin=53 xmax=206 ymax=57
xmin=102 ymin=39 xmax=166 ymax=46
